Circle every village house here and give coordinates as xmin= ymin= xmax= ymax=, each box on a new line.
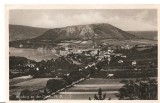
xmin=132 ymin=60 xmax=137 ymax=66
xmin=90 ymin=49 xmax=100 ymax=56
xmin=124 ymin=45 xmax=133 ymax=49
xmin=19 ymin=44 xmax=23 ymax=48
xmin=59 ymin=50 xmax=68 ymax=56
xmin=118 ymin=60 xmax=123 ymax=64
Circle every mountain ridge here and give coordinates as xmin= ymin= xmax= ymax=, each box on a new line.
xmin=9 ymin=23 xmax=157 ymax=45
xmin=128 ymin=31 xmax=157 ymax=40
xmin=32 ymin=23 xmax=137 ymax=42
xmin=9 ymin=24 xmax=49 ymax=41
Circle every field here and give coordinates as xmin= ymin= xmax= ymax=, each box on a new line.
xmin=49 ymin=77 xmax=157 ymax=100
xmin=10 ymin=76 xmax=157 ymax=100
xmin=48 ymin=78 xmax=126 ymax=100
xmin=10 ymin=75 xmax=33 ymax=85
xmin=10 ymin=78 xmax=53 ymax=96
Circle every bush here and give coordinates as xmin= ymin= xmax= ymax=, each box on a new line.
xmin=46 ymin=79 xmax=68 ymax=92
xmin=20 ymin=89 xmax=32 ymax=100
xmin=10 ymin=94 xmax=19 ymax=100
xmin=118 ymin=78 xmax=158 ymax=100
xmin=63 ymin=76 xmax=74 ymax=85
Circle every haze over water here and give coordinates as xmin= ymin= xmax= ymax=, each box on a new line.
xmin=9 ymin=47 xmax=58 ymax=62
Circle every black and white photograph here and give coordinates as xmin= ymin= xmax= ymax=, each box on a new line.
xmin=8 ymin=5 xmax=158 ymax=101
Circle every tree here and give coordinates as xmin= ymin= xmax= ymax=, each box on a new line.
xmin=89 ymin=88 xmax=111 ymax=100
xmin=10 ymin=94 xmax=19 ymax=100
xmin=46 ymin=79 xmax=68 ymax=92
xmin=118 ymin=78 xmax=157 ymax=100
xmin=20 ymin=89 xmax=32 ymax=100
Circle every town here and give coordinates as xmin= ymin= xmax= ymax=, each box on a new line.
xmin=9 ymin=40 xmax=157 ymax=100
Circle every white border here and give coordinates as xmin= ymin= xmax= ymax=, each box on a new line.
xmin=0 ymin=3 xmax=160 ymax=103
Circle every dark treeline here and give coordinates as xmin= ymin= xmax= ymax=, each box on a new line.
xmin=10 ymin=62 xmax=93 ymax=100
xmin=118 ymin=78 xmax=157 ymax=100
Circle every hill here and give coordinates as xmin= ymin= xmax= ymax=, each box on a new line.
xmin=9 ymin=24 xmax=49 ymax=41
xmin=9 ymin=23 xmax=142 ymax=48
xmin=32 ymin=23 xmax=137 ymax=42
xmin=128 ymin=31 xmax=157 ymax=40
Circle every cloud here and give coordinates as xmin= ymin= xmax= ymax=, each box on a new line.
xmin=9 ymin=9 xmax=157 ymax=31
xmin=106 ymin=10 xmax=157 ymax=31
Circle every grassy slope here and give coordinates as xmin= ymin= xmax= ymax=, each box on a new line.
xmin=9 ymin=24 xmax=49 ymax=41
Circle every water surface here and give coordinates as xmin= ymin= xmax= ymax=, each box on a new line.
xmin=9 ymin=47 xmax=58 ymax=62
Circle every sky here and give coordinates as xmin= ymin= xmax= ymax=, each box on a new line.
xmin=9 ymin=9 xmax=157 ymax=31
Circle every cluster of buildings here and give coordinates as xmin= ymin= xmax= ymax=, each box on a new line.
xmin=50 ymin=40 xmax=138 ymax=56
xmin=47 ymin=41 xmax=133 ymax=66
xmin=33 ymin=40 xmax=156 ymax=69
xmin=49 ymin=40 xmax=100 ymax=56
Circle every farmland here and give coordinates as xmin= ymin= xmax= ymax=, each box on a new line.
xmin=48 ymin=77 xmax=156 ymax=100
xmin=10 ymin=78 xmax=52 ymax=96
xmin=48 ymin=78 xmax=123 ymax=100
